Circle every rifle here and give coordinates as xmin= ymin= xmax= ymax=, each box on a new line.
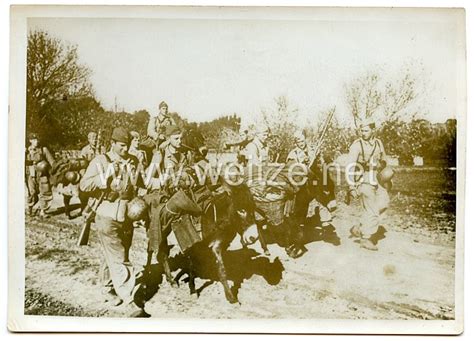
xmin=309 ymin=107 xmax=336 ymax=166
xmin=77 ymin=192 xmax=105 ymax=246
xmin=96 ymin=129 xmax=102 ymax=155
xmin=224 ymin=138 xmax=251 ymax=150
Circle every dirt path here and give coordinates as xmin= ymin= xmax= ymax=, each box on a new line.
xmin=24 ymin=194 xmax=455 ymax=319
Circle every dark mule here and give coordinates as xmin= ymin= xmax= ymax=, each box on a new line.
xmin=248 ymin=156 xmax=337 ymax=258
xmin=139 ymin=126 xmax=258 ymax=304
xmin=182 ymin=181 xmax=257 ymax=303
xmin=180 ymin=127 xmax=208 ymax=161
xmin=283 ymin=155 xmax=337 ymax=255
xmin=140 ymin=181 xmax=257 ymax=304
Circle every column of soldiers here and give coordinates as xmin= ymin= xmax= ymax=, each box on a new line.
xmin=25 ymin=99 xmax=393 ymax=317
xmin=226 ymin=118 xmax=392 ymax=251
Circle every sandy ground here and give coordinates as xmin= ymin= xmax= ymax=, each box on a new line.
xmin=24 ymin=169 xmax=456 ymax=320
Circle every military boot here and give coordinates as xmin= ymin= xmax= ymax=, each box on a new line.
xmin=38 ymin=209 xmax=51 ymax=219
xmin=360 ymin=238 xmax=378 ymax=251
xmin=26 ymin=207 xmax=35 ymax=217
xmin=349 ymin=225 xmax=362 ymax=239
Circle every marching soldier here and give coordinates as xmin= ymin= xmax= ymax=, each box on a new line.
xmin=286 ymin=131 xmax=317 ymax=166
xmin=286 ymin=131 xmax=337 ymax=227
xmin=346 ymin=117 xmax=391 ymax=251
xmin=129 ymin=131 xmax=148 ymax=168
xmin=79 ymin=127 xmax=148 ymax=317
xmin=143 ymin=125 xmax=202 ymax=285
xmin=243 ymin=126 xmax=270 ymax=165
xmin=224 ymin=127 xmax=252 ymax=164
xmin=147 ymin=125 xmax=189 ymax=191
xmin=25 ymin=133 xmax=55 ymax=218
xmin=80 ymin=131 xmax=99 ymax=162
xmin=129 ymin=131 xmax=148 ymax=196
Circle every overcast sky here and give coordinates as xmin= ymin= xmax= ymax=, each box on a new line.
xmin=29 ymin=14 xmax=461 ymax=126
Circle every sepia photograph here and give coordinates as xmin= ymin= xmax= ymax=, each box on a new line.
xmin=8 ymin=5 xmax=466 ymax=333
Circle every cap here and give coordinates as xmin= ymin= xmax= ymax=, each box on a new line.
xmin=111 ymin=127 xmax=130 ymax=144
xmin=359 ymin=117 xmax=376 ymax=129
xmin=129 ymin=130 xmax=140 ymax=139
xmin=166 ymin=125 xmax=182 ymax=137
xmin=256 ymin=125 xmax=270 ymax=134
xmin=293 ymin=130 xmax=306 ymax=141
xmin=28 ymin=132 xmax=39 ymax=140
xmin=159 ymin=101 xmax=168 ymax=109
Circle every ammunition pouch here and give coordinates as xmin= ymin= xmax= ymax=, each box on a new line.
xmin=105 ymin=191 xmax=120 ymax=202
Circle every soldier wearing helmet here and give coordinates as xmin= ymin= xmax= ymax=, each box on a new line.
xmin=346 ymin=117 xmax=392 ymax=251
xmin=25 ymin=133 xmax=55 ymax=218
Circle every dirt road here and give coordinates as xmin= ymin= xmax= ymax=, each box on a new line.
xmin=24 ymin=169 xmax=456 ymax=319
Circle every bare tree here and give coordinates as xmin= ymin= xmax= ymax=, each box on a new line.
xmin=382 ymin=71 xmax=418 ymax=121
xmin=260 ymin=96 xmax=299 ymax=162
xmin=345 ymin=63 xmax=425 ymax=126
xmin=345 ymin=73 xmax=382 ymax=126
xmin=260 ymin=95 xmax=298 ymax=130
xmin=27 ymin=30 xmax=93 ymax=131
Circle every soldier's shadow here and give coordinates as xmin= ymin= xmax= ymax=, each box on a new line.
xmin=301 ymin=216 xmax=341 ymax=246
xmin=48 ymin=203 xmax=82 ymax=216
xmin=138 ymin=246 xmax=284 ymax=302
xmin=261 ymin=215 xmax=341 ymax=249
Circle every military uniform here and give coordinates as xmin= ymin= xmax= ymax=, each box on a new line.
xmin=25 ymin=144 xmax=55 ymax=215
xmin=347 ymin=137 xmax=390 ymax=239
xmin=79 ymin=128 xmax=144 ymax=308
xmin=243 ymin=138 xmax=269 ymax=165
xmin=80 ymin=144 xmax=98 ymax=162
xmin=146 ymin=141 xmax=188 ymax=192
xmin=286 ymin=144 xmax=317 ymax=166
xmin=146 ymin=113 xmax=176 ymax=146
xmin=143 ymin=125 xmax=205 ymax=254
xmin=129 ymin=147 xmax=147 ymax=166
xmin=286 ymin=144 xmax=335 ymax=226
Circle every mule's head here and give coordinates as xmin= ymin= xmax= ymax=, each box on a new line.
xmin=180 ymin=127 xmax=208 ymax=159
xmin=227 ymin=183 xmax=259 ymax=245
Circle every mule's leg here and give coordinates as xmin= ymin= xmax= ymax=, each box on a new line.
xmin=257 ymin=222 xmax=270 ymax=256
xmin=157 ymin=240 xmax=177 ymax=287
xmin=145 ymin=249 xmax=153 ymax=271
xmin=187 ymin=253 xmax=197 ymax=295
xmin=209 ymin=238 xmax=238 ymax=304
xmin=63 ymin=194 xmax=72 ymax=219
xmin=78 ymin=190 xmax=89 ymax=214
xmin=137 ymin=249 xmax=154 ymax=289
xmin=285 ymin=219 xmax=307 ymax=258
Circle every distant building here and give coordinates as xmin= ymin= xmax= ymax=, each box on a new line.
xmin=413 ymin=156 xmax=424 ymax=166
xmin=386 ymin=155 xmax=399 ymax=166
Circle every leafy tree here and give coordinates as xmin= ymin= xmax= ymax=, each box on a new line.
xmin=345 ymin=73 xmax=382 ymax=126
xmin=27 ymin=30 xmax=93 ymax=136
